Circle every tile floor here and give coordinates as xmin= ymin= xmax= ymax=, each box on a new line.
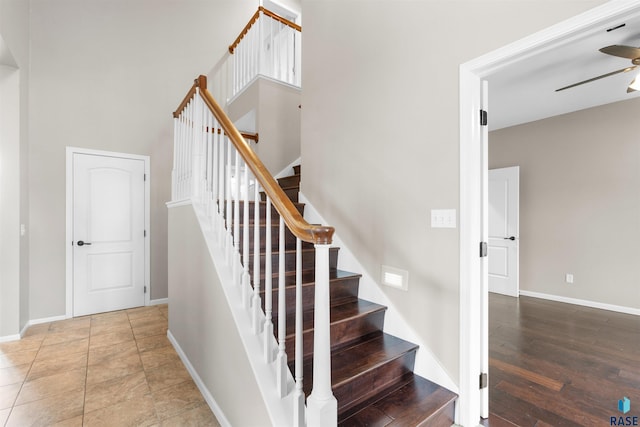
xmin=0 ymin=304 xmax=221 ymax=426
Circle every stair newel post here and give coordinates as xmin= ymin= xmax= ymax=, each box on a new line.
xmin=171 ymin=116 xmax=178 ymax=200
xmin=276 ymin=216 xmax=288 ymax=398
xmin=225 ymin=139 xmax=233 ymax=266
xmin=241 ymin=161 xmax=251 ymax=309
xmin=307 ymin=243 xmax=338 ymax=427
xmin=179 ymin=109 xmax=185 ymax=199
xmin=293 ymin=237 xmax=305 ymax=427
xmin=175 ymin=113 xmax=182 ymax=199
xmin=252 ymin=180 xmax=262 ymax=335
xmin=264 ymin=197 xmax=274 ymax=362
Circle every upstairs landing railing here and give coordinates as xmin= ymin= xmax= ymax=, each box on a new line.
xmin=225 ymin=6 xmax=301 ymax=99
xmin=172 ymin=76 xmax=336 ymax=427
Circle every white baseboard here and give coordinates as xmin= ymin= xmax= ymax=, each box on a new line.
xmin=519 ymin=290 xmax=640 ymax=316
xmin=0 ymin=333 xmax=21 ymax=343
xmin=27 ymin=314 xmax=68 ymax=325
xmin=167 ymin=330 xmax=231 ymax=427
xmin=13 ymin=314 xmax=69 ymax=339
xmin=149 ymin=298 xmax=168 ymax=306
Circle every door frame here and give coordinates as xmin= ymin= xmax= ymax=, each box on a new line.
xmin=458 ymin=2 xmax=640 ymax=426
xmin=65 ymin=147 xmax=150 ymax=318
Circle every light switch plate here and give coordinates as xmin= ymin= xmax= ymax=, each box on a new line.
xmin=431 ymin=209 xmax=457 ymax=228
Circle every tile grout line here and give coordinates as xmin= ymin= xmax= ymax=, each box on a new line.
xmin=4 ymin=322 xmax=50 ymax=427
xmin=82 ymin=315 xmax=93 ymax=425
xmin=129 ymin=307 xmax=162 ymax=424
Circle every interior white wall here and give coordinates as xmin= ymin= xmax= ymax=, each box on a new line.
xmin=27 ymin=0 xmax=258 ymax=319
xmin=0 ymin=0 xmax=30 ymax=335
xmin=228 ymin=77 xmax=302 ymax=175
xmin=0 ymin=65 xmax=20 ymax=338
xmin=490 ymin=97 xmax=640 ymax=311
xmin=300 ymin=0 xmax=606 ymax=388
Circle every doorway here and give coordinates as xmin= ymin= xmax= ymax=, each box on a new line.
xmin=488 ymin=166 xmax=519 ymax=298
xmin=66 ymin=147 xmax=150 ymax=317
xmin=458 ymin=3 xmax=640 ymax=426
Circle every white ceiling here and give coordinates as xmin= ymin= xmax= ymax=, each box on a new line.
xmin=488 ymin=9 xmax=640 ymax=131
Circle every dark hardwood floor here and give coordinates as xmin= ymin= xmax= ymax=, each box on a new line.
xmin=482 ymin=293 xmax=640 ymax=427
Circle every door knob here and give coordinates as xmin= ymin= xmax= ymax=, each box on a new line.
xmin=77 ymin=240 xmax=92 ymax=246
xmin=504 ymin=236 xmax=516 ymax=241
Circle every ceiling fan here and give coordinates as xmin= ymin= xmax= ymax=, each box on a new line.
xmin=556 ymin=45 xmax=640 ymax=93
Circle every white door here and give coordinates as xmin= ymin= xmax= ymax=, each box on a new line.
xmin=488 ymin=166 xmax=519 ymax=297
xmin=72 ymin=153 xmax=146 ymax=316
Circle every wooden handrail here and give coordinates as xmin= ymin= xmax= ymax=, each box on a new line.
xmin=229 ymin=6 xmax=301 ymax=54
xmin=173 ymin=80 xmax=198 ymax=118
xmin=173 ymin=76 xmax=333 ymax=245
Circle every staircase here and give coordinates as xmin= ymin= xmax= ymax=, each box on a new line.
xmin=240 ymin=165 xmax=457 ymax=426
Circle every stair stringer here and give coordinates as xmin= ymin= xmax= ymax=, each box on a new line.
xmin=298 ymin=192 xmax=459 ymax=395
xmin=167 ymin=201 xmax=296 ymax=427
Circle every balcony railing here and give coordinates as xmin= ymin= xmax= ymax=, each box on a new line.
xmin=225 ymin=6 xmax=301 ymax=99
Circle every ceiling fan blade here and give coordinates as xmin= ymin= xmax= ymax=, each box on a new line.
xmin=555 ymin=66 xmax=637 ymax=92
xmin=600 ymin=45 xmax=640 ymax=59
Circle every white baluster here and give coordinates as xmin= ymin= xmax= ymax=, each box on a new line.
xmin=256 ymin=14 xmax=265 ymax=74
xmin=206 ymin=112 xmax=213 ymax=217
xmin=186 ymin=101 xmax=193 ymax=199
xmin=276 ymin=22 xmax=281 ymax=81
xmin=181 ymin=103 xmax=188 ymax=199
xmin=225 ymin=139 xmax=233 ymax=265
xmin=293 ymin=237 xmax=305 ymax=426
xmin=249 ymin=20 xmax=255 ymax=81
xmin=306 ymin=244 xmax=337 ymax=427
xmin=233 ymin=47 xmax=238 ymax=96
xmin=269 ymin=17 xmax=274 ymax=80
xmin=288 ymin=27 xmax=292 ymax=85
xmin=252 ymin=180 xmax=262 ymax=335
xmin=264 ymin=197 xmax=274 ymax=362
xmin=212 ymin=118 xmax=219 ymax=232
xmin=233 ymin=151 xmax=241 ymax=286
xmin=242 ymin=160 xmax=251 ymax=308
xmin=192 ymin=98 xmax=200 ymax=201
xmin=218 ymin=130 xmax=226 ymax=240
xmin=179 ymin=110 xmax=186 ymax=199
xmin=276 ymin=216 xmax=287 ymax=398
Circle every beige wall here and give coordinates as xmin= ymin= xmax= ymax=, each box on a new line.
xmin=168 ymin=204 xmax=270 ymax=426
xmin=300 ymin=0 xmax=606 ymax=384
xmin=0 ymin=0 xmax=30 ymax=335
xmin=228 ymin=77 xmax=301 ymax=175
xmin=27 ymin=0 xmax=258 ymax=319
xmin=490 ymin=97 xmax=640 ymax=310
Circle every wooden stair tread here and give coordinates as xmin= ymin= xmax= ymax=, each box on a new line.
xmin=338 ymin=374 xmax=457 ymax=426
xmin=259 ymin=269 xmax=361 ymax=287
xmin=330 ymin=334 xmax=418 ymax=386
xmin=283 ymin=299 xmax=386 ymax=338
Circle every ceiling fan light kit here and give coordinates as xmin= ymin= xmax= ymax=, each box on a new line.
xmin=628 ymin=75 xmax=640 ymax=92
xmin=556 ymin=44 xmax=640 ymax=93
